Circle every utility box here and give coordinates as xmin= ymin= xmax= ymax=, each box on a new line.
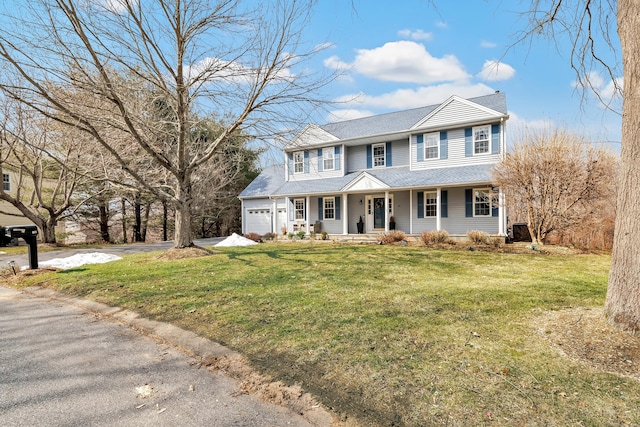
xmin=511 ymin=223 xmax=532 ymax=242
xmin=5 ymin=225 xmax=39 ymax=269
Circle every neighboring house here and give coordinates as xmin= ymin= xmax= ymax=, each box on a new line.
xmin=0 ymin=169 xmax=78 ymax=243
xmin=239 ymin=92 xmax=509 ymax=238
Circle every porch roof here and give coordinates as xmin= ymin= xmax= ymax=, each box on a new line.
xmin=246 ymin=163 xmax=495 ymax=198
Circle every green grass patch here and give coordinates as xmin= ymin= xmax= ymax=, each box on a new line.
xmin=12 ymin=244 xmax=638 ymax=426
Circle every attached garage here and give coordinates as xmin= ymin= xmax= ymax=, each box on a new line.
xmin=244 ymin=208 xmax=272 ymax=235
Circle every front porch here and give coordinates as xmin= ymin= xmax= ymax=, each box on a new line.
xmin=282 ymin=186 xmax=506 ymax=238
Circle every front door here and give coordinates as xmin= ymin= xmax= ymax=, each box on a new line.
xmin=365 ymin=194 xmax=393 ymax=232
xmin=373 ymin=197 xmax=385 ymax=229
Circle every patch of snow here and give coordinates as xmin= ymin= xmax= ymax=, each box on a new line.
xmin=34 ymin=252 xmax=122 ymax=270
xmin=214 ymin=233 xmax=258 ymax=247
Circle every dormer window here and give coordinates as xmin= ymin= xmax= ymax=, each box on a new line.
xmin=293 ymin=151 xmax=304 ymax=174
xmin=373 ymin=143 xmax=385 ymax=167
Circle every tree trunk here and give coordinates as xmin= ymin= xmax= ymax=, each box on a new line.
xmin=133 ymin=192 xmax=142 ymax=242
xmin=121 ymin=197 xmax=128 ymax=243
xmin=162 ymin=200 xmax=168 ymax=242
xmin=41 ymin=218 xmax=57 ymax=244
xmin=98 ymin=199 xmax=110 ymax=243
xmin=173 ymin=179 xmax=193 ymax=248
xmin=141 ymin=202 xmax=151 ymax=242
xmin=605 ymin=0 xmax=640 ymax=331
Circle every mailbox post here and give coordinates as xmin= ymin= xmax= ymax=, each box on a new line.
xmin=5 ymin=225 xmax=39 ymax=269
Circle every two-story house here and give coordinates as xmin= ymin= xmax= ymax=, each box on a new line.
xmin=239 ymin=92 xmax=508 ymax=239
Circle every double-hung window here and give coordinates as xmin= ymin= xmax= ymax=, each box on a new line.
xmin=424 ymin=191 xmax=437 ymax=217
xmin=324 ymin=197 xmax=335 ymax=220
xmin=293 ymin=151 xmax=304 ymax=174
xmin=323 ymin=147 xmax=335 ymax=170
xmin=474 ymin=188 xmax=491 ymax=216
xmin=294 ymin=199 xmax=305 ymax=220
xmin=2 ymin=173 xmax=9 ymax=192
xmin=424 ymin=133 xmax=439 ymax=159
xmin=373 ymin=143 xmax=385 ymax=167
xmin=473 ymin=126 xmax=490 ymax=155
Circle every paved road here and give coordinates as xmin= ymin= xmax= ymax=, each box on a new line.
xmin=0 ymin=287 xmax=320 ymax=427
xmin=0 ymin=238 xmax=225 ymax=269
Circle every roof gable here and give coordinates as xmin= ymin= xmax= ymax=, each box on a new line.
xmin=284 ymin=124 xmax=339 ymax=150
xmin=342 ymin=172 xmax=389 ymax=192
xmin=411 ymin=95 xmax=505 ymax=130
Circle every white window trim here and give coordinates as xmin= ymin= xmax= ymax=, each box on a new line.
xmin=473 ymin=125 xmax=490 ymax=155
xmin=424 ymin=191 xmax=437 ymax=217
xmin=293 ymin=151 xmax=304 ymax=174
xmin=323 ymin=197 xmax=335 ymax=220
xmin=473 ymin=188 xmax=491 ymax=217
xmin=322 ymin=147 xmax=335 ymax=171
xmin=424 ymin=132 xmax=439 ymax=160
xmin=294 ymin=198 xmax=305 ymax=221
xmin=372 ymin=143 xmax=386 ymax=168
xmin=2 ymin=173 xmax=10 ymax=192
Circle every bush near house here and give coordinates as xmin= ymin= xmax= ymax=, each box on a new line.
xmin=243 ymin=232 xmax=262 ymax=243
xmin=420 ymin=229 xmax=452 ymax=246
xmin=376 ymin=230 xmax=407 ymax=244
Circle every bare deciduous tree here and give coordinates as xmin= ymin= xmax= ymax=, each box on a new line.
xmin=493 ymin=128 xmax=617 ymax=245
xmin=514 ymin=0 xmax=640 ymax=333
xmin=0 ymin=0 xmax=332 ymax=248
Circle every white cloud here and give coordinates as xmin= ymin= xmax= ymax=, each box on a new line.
xmin=575 ymin=71 xmax=623 ymax=105
xmin=477 ymin=60 xmax=516 ymax=82
xmin=480 ymin=40 xmax=497 ymax=48
xmin=324 ymin=55 xmax=351 ymax=72
xmin=397 ymin=29 xmax=433 ymax=41
xmin=435 ymin=21 xmax=448 ymax=29
xmin=329 ymin=82 xmax=495 ymax=118
xmin=326 ymin=41 xmax=469 ymax=84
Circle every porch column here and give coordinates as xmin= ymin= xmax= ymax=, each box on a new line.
xmin=306 ymin=195 xmax=311 ymax=234
xmin=436 ymin=188 xmax=442 ymax=231
xmin=342 ymin=193 xmax=348 ymax=235
xmin=384 ymin=190 xmax=389 ymax=232
xmin=285 ymin=196 xmax=290 ymax=232
xmin=272 ymin=198 xmax=277 ymax=233
xmin=498 ymin=188 xmax=506 ymax=236
xmin=409 ymin=190 xmax=413 ymax=234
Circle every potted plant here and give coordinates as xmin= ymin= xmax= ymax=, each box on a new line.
xmin=389 ymin=215 xmax=396 ymax=230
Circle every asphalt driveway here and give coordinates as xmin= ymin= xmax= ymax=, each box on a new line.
xmin=0 ymin=286 xmax=327 ymax=427
xmin=0 ymin=237 xmax=224 ymax=269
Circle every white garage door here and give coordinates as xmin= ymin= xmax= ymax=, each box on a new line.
xmin=244 ymin=208 xmax=271 ymax=235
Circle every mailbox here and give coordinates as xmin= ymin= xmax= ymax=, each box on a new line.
xmin=4 ymin=225 xmax=39 ymax=269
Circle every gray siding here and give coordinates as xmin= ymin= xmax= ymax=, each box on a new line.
xmin=411 ymin=127 xmax=502 ymax=171
xmin=417 ymin=98 xmax=498 ymax=128
xmin=347 ymin=145 xmax=367 ymax=172
xmin=288 ymin=146 xmax=345 ymax=181
xmin=441 ymin=187 xmax=499 ymax=234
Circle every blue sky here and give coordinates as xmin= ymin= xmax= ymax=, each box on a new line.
xmin=301 ymin=0 xmax=622 ymax=147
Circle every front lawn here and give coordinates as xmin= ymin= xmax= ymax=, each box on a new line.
xmin=9 ymin=243 xmax=639 ymax=426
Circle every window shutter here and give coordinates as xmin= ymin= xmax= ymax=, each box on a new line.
xmin=465 ymin=189 xmax=473 ymax=217
xmin=304 ymin=150 xmax=309 ymax=173
xmin=366 ymin=144 xmax=372 ymax=168
xmin=441 ymin=190 xmax=448 ymax=218
xmin=417 ymin=191 xmax=424 ymax=218
xmin=492 ymin=187 xmax=499 ymax=217
xmin=440 ymin=131 xmax=448 ymax=160
xmin=317 ymin=149 xmax=323 ymax=172
xmin=289 ymin=198 xmax=294 ymax=221
xmin=288 ymin=153 xmax=293 ymax=176
xmin=491 ymin=124 xmax=500 ymax=154
xmin=416 ymin=134 xmax=424 ymax=162
xmin=386 ymin=142 xmax=392 ymax=167
xmin=335 ymin=146 xmax=341 ymax=171
xmin=335 ymin=196 xmax=341 ymax=220
xmin=464 ymin=128 xmax=473 ymax=157
xmin=318 ymin=198 xmax=323 ymax=221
